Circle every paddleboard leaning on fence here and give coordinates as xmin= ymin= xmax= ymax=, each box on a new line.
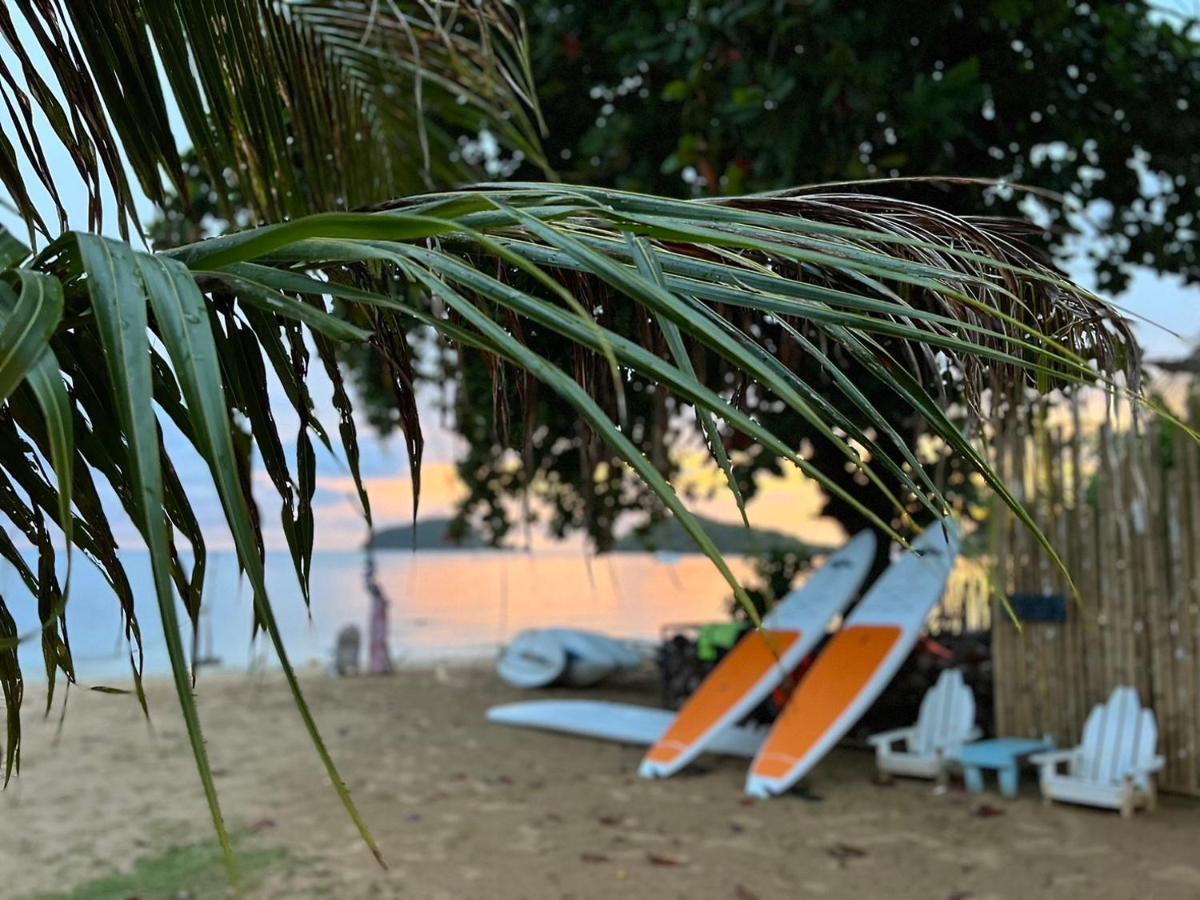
xmin=746 ymin=520 xmax=960 ymax=798
xmin=639 ymin=531 xmax=877 ymax=779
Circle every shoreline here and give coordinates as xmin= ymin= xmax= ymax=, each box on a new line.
xmin=21 ymin=646 xmax=507 ymax=688
xmin=12 ymin=548 xmax=746 ymax=691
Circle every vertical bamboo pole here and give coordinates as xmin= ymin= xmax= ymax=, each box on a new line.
xmin=1072 ymin=396 xmax=1100 ymax=742
xmin=1183 ymin=427 xmax=1200 ymax=792
xmin=1017 ymin=420 xmax=1036 ymax=734
xmin=1172 ymin=420 xmax=1200 ymax=794
xmin=1159 ymin=420 xmax=1189 ymax=792
xmin=992 ymin=424 xmax=1014 ymax=738
xmin=1136 ymin=422 xmax=1172 ymax=786
xmin=1098 ymin=422 xmax=1123 ymax=691
xmin=1051 ymin=426 xmax=1078 ymax=736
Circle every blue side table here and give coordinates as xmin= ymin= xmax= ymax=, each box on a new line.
xmin=955 ymin=738 xmax=1055 ymax=798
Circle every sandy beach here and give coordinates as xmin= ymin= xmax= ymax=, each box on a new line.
xmin=3 ymin=663 xmax=1198 ymax=899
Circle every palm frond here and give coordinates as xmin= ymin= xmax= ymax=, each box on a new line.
xmin=0 ymin=0 xmax=545 ymax=241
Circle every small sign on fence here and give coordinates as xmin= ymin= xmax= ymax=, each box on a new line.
xmin=1008 ymin=593 xmax=1068 ymax=623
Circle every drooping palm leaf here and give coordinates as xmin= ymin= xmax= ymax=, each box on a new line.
xmin=0 ymin=0 xmax=1153 ymax=881
xmin=1 ymin=0 xmax=545 ymax=241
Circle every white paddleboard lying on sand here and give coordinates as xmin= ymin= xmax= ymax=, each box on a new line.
xmin=498 ymin=629 xmax=642 ymax=689
xmin=745 ymin=520 xmax=960 ymax=798
xmin=638 ymin=531 xmax=877 ymax=779
xmin=487 ymin=700 xmax=768 ymax=758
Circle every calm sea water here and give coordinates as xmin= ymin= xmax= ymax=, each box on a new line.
xmin=6 ymin=549 xmax=754 ymax=685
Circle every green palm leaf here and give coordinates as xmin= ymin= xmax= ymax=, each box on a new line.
xmin=140 ymin=251 xmax=383 ymax=863
xmin=73 ymin=234 xmax=238 ymax=882
xmin=1 ymin=1 xmax=544 ymax=239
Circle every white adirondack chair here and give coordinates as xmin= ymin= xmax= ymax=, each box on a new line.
xmin=1031 ymin=686 xmax=1164 ymax=817
xmin=867 ymin=668 xmax=981 ymax=781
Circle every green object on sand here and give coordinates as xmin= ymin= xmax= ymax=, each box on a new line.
xmin=697 ymin=622 xmax=747 ymax=662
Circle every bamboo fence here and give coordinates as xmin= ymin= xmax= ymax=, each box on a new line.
xmin=989 ymin=402 xmax=1200 ymax=795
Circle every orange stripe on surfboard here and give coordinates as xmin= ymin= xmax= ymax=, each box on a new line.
xmin=644 ymin=629 xmax=800 ymax=766
xmin=750 ymin=625 xmax=900 ymax=781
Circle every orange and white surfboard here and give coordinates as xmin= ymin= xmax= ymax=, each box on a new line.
xmin=638 ymin=531 xmax=876 ymax=780
xmin=745 ymin=521 xmax=959 ymax=798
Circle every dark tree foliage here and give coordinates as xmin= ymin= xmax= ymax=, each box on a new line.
xmin=149 ymin=1 xmax=1190 ymax=558
xmin=729 ymin=546 xmax=817 ymax=624
xmin=435 ymin=0 xmax=1191 ymax=554
xmin=529 ymin=0 xmax=1198 ymax=291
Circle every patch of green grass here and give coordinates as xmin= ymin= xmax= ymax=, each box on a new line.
xmin=37 ymin=831 xmax=290 ymax=900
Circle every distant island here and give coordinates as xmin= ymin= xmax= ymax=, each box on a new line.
xmin=367 ymin=513 xmax=820 ymax=555
xmin=611 ymin=514 xmax=820 ymax=555
xmin=366 ymin=517 xmax=498 ymax=551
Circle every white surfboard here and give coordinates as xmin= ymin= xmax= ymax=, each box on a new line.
xmin=745 ymin=520 xmax=960 ymax=798
xmin=487 ymin=700 xmax=768 ymax=758
xmin=638 ymin=531 xmax=877 ymax=779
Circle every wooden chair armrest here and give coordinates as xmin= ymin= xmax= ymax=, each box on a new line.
xmin=1126 ymin=755 xmax=1166 ymax=777
xmin=1030 ymin=748 xmax=1078 ymax=769
xmin=867 ymin=727 xmax=914 ymax=750
xmin=931 ymin=729 xmax=981 ymax=756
